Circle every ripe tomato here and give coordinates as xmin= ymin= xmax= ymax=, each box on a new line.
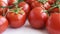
xmin=0 ymin=16 xmax=8 ymax=33
xmin=0 ymin=0 xmax=8 ymax=15
xmin=6 ymin=9 xmax=26 ymax=28
xmin=44 ymin=2 xmax=51 ymax=10
xmin=31 ymin=1 xmax=44 ymax=9
xmin=24 ymin=0 xmax=37 ymax=4
xmin=48 ymin=0 xmax=56 ymax=5
xmin=46 ymin=13 xmax=60 ymax=34
xmin=8 ymin=0 xmax=17 ymax=6
xmin=18 ymin=2 xmax=30 ymax=15
xmin=28 ymin=7 xmax=48 ymax=29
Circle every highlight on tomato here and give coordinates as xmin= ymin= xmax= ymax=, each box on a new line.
xmin=6 ymin=8 xmax=26 ymax=28
xmin=18 ymin=1 xmax=30 ymax=15
xmin=28 ymin=7 xmax=48 ymax=29
xmin=0 ymin=16 xmax=8 ymax=33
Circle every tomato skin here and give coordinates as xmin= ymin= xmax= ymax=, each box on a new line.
xmin=46 ymin=13 xmax=60 ymax=34
xmin=44 ymin=2 xmax=51 ymax=10
xmin=24 ymin=0 xmax=37 ymax=4
xmin=0 ymin=16 xmax=8 ymax=33
xmin=48 ymin=0 xmax=56 ymax=5
xmin=18 ymin=2 xmax=30 ymax=15
xmin=31 ymin=1 xmax=44 ymax=9
xmin=6 ymin=11 xmax=26 ymax=28
xmin=28 ymin=7 xmax=48 ymax=29
xmin=0 ymin=0 xmax=8 ymax=15
xmin=49 ymin=8 xmax=59 ymax=13
xmin=8 ymin=0 xmax=17 ymax=6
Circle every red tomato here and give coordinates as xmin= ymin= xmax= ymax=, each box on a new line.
xmin=28 ymin=7 xmax=48 ymax=29
xmin=18 ymin=2 xmax=30 ymax=15
xmin=0 ymin=16 xmax=8 ymax=33
xmin=44 ymin=2 xmax=51 ymax=10
xmin=0 ymin=0 xmax=8 ymax=15
xmin=48 ymin=0 xmax=56 ymax=5
xmin=46 ymin=13 xmax=60 ymax=34
xmin=6 ymin=9 xmax=26 ymax=28
xmin=24 ymin=0 xmax=37 ymax=4
xmin=31 ymin=1 xmax=44 ymax=9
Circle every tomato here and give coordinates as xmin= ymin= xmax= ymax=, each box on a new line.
xmin=48 ymin=0 xmax=56 ymax=5
xmin=24 ymin=0 xmax=37 ymax=4
xmin=8 ymin=0 xmax=17 ymax=6
xmin=46 ymin=13 xmax=60 ymax=34
xmin=31 ymin=1 xmax=44 ymax=9
xmin=44 ymin=2 xmax=51 ymax=10
xmin=6 ymin=9 xmax=26 ymax=28
xmin=28 ymin=7 xmax=48 ymax=29
xmin=0 ymin=0 xmax=8 ymax=15
xmin=0 ymin=16 xmax=8 ymax=33
xmin=18 ymin=2 xmax=30 ymax=15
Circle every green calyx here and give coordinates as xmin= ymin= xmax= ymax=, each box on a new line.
xmin=10 ymin=8 xmax=20 ymax=14
xmin=38 ymin=0 xmax=48 ymax=4
xmin=10 ymin=0 xmax=24 ymax=14
xmin=44 ymin=10 xmax=48 ymax=13
xmin=43 ymin=9 xmax=50 ymax=16
xmin=10 ymin=8 xmax=22 ymax=14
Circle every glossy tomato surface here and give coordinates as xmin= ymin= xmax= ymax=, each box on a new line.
xmin=46 ymin=13 xmax=60 ymax=34
xmin=31 ymin=1 xmax=44 ymax=9
xmin=28 ymin=7 xmax=48 ymax=29
xmin=18 ymin=2 xmax=30 ymax=15
xmin=44 ymin=2 xmax=51 ymax=10
xmin=8 ymin=0 xmax=17 ymax=6
xmin=24 ymin=0 xmax=37 ymax=4
xmin=0 ymin=0 xmax=8 ymax=15
xmin=6 ymin=10 xmax=26 ymax=28
xmin=0 ymin=16 xmax=8 ymax=33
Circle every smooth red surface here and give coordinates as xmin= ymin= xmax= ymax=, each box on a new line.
xmin=24 ymin=0 xmax=37 ymax=4
xmin=28 ymin=7 xmax=48 ymax=29
xmin=31 ymin=1 xmax=44 ymax=9
xmin=46 ymin=13 xmax=60 ymax=34
xmin=0 ymin=16 xmax=8 ymax=33
xmin=18 ymin=2 xmax=30 ymax=15
xmin=6 ymin=10 xmax=26 ymax=28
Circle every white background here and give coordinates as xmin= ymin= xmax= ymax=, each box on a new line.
xmin=2 ymin=20 xmax=49 ymax=34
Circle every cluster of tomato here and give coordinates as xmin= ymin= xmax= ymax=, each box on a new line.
xmin=0 ymin=0 xmax=60 ymax=34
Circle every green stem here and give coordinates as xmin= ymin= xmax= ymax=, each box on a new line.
xmin=48 ymin=5 xmax=57 ymax=12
